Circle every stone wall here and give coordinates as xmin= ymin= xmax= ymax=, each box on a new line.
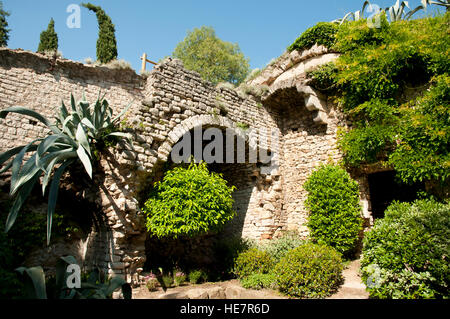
xmin=0 ymin=46 xmax=370 ymax=285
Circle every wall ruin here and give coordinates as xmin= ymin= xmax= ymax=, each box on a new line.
xmin=0 ymin=47 xmax=370 ymax=285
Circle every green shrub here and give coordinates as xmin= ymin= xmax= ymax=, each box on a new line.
xmin=274 ymin=243 xmax=344 ymax=298
xmin=326 ymin=13 xmax=450 ymax=186
xmin=188 ymin=269 xmax=206 ymax=284
xmin=240 ymin=273 xmax=277 ymax=290
xmin=304 ymin=164 xmax=363 ymax=257
xmin=162 ymin=275 xmax=174 ymax=288
xmin=361 ymin=199 xmax=450 ymax=299
xmin=388 ymin=74 xmax=450 ymax=184
xmin=173 ymin=271 xmax=186 ymax=287
xmin=233 ymin=248 xmax=274 ymax=279
xmin=288 ymin=22 xmax=338 ymax=52
xmin=143 ymin=161 xmax=236 ymax=238
xmin=306 ymin=62 xmax=339 ymax=92
xmin=260 ymin=230 xmax=305 ymax=263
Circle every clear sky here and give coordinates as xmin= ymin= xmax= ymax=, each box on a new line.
xmin=2 ymin=0 xmax=440 ymax=74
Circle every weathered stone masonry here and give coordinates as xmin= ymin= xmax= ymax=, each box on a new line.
xmin=0 ymin=47 xmax=371 ymax=285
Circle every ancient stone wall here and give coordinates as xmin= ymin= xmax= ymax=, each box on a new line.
xmin=0 ymin=46 xmax=370 ymax=285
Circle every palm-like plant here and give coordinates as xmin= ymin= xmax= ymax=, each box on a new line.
xmin=333 ymin=1 xmax=374 ymax=24
xmin=0 ymin=93 xmax=131 ymax=244
xmin=421 ymin=0 xmax=450 ymax=11
xmin=385 ymin=0 xmax=425 ymax=22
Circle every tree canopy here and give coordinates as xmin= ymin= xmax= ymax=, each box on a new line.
xmin=173 ymin=26 xmax=250 ymax=85
xmin=82 ymin=3 xmax=118 ymax=64
xmin=0 ymin=1 xmax=10 ymax=47
xmin=37 ymin=18 xmax=58 ymax=53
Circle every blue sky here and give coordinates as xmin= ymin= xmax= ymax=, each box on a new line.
xmin=2 ymin=0 xmax=441 ymax=73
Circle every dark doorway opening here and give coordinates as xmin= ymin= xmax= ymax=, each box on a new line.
xmin=368 ymin=171 xmax=425 ymax=219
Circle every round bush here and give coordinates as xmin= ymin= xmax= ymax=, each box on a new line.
xmin=304 ymin=164 xmax=363 ymax=257
xmin=240 ymin=273 xmax=277 ymax=290
xmin=288 ymin=22 xmax=338 ymax=52
xmin=143 ymin=161 xmax=236 ymax=238
xmin=361 ymin=199 xmax=450 ymax=299
xmin=274 ymin=243 xmax=344 ymax=298
xmin=233 ymin=248 xmax=274 ymax=279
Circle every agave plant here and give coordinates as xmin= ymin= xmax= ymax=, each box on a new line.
xmin=16 ymin=255 xmax=132 ymax=299
xmin=333 ymin=1 xmax=374 ymax=24
xmin=0 ymin=93 xmax=132 ymax=245
xmin=385 ymin=0 xmax=425 ymax=22
xmin=421 ymin=0 xmax=450 ymax=11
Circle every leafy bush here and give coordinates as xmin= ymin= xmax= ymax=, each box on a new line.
xmin=188 ymin=269 xmax=207 ymax=284
xmin=287 ymin=22 xmax=338 ymax=52
xmin=173 ymin=271 xmax=186 ymax=287
xmin=326 ymin=13 xmax=450 ymax=186
xmin=361 ymin=199 xmax=450 ymax=299
xmin=388 ymin=74 xmax=450 ymax=184
xmin=233 ymin=248 xmax=274 ymax=279
xmin=240 ymin=273 xmax=277 ymax=290
xmin=306 ymin=62 xmax=339 ymax=92
xmin=274 ymin=243 xmax=344 ymax=298
xmin=143 ymin=161 xmax=236 ymax=238
xmin=304 ymin=164 xmax=363 ymax=257
xmin=260 ymin=230 xmax=305 ymax=263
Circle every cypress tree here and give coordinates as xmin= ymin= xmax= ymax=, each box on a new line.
xmin=82 ymin=3 xmax=118 ymax=64
xmin=0 ymin=1 xmax=10 ymax=47
xmin=37 ymin=18 xmax=58 ymax=53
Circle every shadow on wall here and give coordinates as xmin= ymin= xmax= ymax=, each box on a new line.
xmin=142 ymin=126 xmax=270 ymax=273
xmin=264 ymin=87 xmax=328 ymax=136
xmin=0 ymin=172 xmax=112 ymax=275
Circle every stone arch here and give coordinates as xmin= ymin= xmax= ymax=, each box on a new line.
xmin=156 ymin=115 xmax=235 ymax=163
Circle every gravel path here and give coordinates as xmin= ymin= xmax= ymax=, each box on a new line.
xmin=327 ymin=259 xmax=369 ymax=299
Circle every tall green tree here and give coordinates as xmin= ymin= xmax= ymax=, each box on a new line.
xmin=0 ymin=1 xmax=10 ymax=47
xmin=173 ymin=26 xmax=250 ymax=85
xmin=37 ymin=18 xmax=58 ymax=53
xmin=82 ymin=3 xmax=118 ymax=64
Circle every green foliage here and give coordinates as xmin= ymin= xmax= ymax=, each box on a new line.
xmin=388 ymin=74 xmax=450 ymax=184
xmin=287 ymin=22 xmax=338 ymax=52
xmin=37 ymin=18 xmax=58 ymax=53
xmin=188 ymin=269 xmax=206 ymax=284
xmin=304 ymin=164 xmax=363 ymax=257
xmin=306 ymin=62 xmax=339 ymax=92
xmin=173 ymin=26 xmax=250 ymax=85
xmin=233 ymin=248 xmax=274 ymax=279
xmin=0 ymin=94 xmax=131 ymax=244
xmin=143 ymin=161 xmax=236 ymax=238
xmin=15 ymin=256 xmax=132 ymax=299
xmin=274 ymin=243 xmax=344 ymax=298
xmin=173 ymin=270 xmax=186 ymax=286
xmin=260 ymin=230 xmax=305 ymax=263
xmin=82 ymin=3 xmax=118 ymax=64
xmin=361 ymin=199 xmax=450 ymax=298
xmin=324 ymin=13 xmax=450 ymax=185
xmin=0 ymin=1 xmax=10 ymax=47
xmin=240 ymin=273 xmax=277 ymax=290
